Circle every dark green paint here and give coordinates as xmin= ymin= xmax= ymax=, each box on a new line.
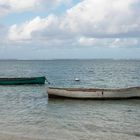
xmin=0 ymin=76 xmax=46 ymax=85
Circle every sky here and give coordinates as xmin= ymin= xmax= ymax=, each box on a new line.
xmin=0 ymin=0 xmax=140 ymax=59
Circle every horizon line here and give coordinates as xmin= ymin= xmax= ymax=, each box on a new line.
xmin=0 ymin=58 xmax=140 ymax=61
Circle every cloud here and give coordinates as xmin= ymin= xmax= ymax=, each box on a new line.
xmin=8 ymin=15 xmax=58 ymax=40
xmin=0 ymin=0 xmax=70 ymax=16
xmin=78 ymin=37 xmax=140 ymax=48
xmin=7 ymin=0 xmax=140 ymax=48
xmin=62 ymin=0 xmax=140 ymax=37
xmin=8 ymin=14 xmax=75 ymax=41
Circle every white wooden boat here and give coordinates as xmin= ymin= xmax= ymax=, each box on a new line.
xmin=47 ymin=87 xmax=140 ymax=99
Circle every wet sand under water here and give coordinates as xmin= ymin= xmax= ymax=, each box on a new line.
xmin=0 ymin=131 xmax=140 ymax=140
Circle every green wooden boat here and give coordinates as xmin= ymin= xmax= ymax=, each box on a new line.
xmin=0 ymin=76 xmax=46 ymax=85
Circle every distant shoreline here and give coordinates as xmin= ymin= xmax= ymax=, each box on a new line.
xmin=0 ymin=58 xmax=140 ymax=61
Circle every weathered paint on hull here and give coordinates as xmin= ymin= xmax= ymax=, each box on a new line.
xmin=47 ymin=87 xmax=140 ymax=99
xmin=0 ymin=76 xmax=46 ymax=85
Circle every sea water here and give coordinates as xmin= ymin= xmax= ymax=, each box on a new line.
xmin=0 ymin=60 xmax=140 ymax=140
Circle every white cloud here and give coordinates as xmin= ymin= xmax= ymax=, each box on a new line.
xmin=7 ymin=0 xmax=140 ymax=47
xmin=78 ymin=36 xmax=140 ymax=48
xmin=0 ymin=0 xmax=70 ymax=16
xmin=0 ymin=0 xmax=136 ymax=59
xmin=8 ymin=14 xmax=75 ymax=41
xmin=62 ymin=0 xmax=140 ymax=37
xmin=8 ymin=15 xmax=59 ymax=41
xmin=78 ymin=37 xmax=96 ymax=46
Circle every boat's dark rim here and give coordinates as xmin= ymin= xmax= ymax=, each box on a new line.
xmin=0 ymin=76 xmax=46 ymax=81
xmin=48 ymin=94 xmax=140 ymax=100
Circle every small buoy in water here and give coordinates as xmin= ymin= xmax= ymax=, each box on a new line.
xmin=75 ymin=78 xmax=80 ymax=81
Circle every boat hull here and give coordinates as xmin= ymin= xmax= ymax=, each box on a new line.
xmin=47 ymin=87 xmax=140 ymax=99
xmin=0 ymin=76 xmax=46 ymax=85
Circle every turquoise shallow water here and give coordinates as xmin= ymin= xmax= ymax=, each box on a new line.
xmin=0 ymin=60 xmax=140 ymax=140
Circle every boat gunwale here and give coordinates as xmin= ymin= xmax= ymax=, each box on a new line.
xmin=0 ymin=76 xmax=46 ymax=81
xmin=48 ymin=86 xmax=140 ymax=92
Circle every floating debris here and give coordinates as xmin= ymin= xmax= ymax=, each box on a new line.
xmin=75 ymin=78 xmax=80 ymax=81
